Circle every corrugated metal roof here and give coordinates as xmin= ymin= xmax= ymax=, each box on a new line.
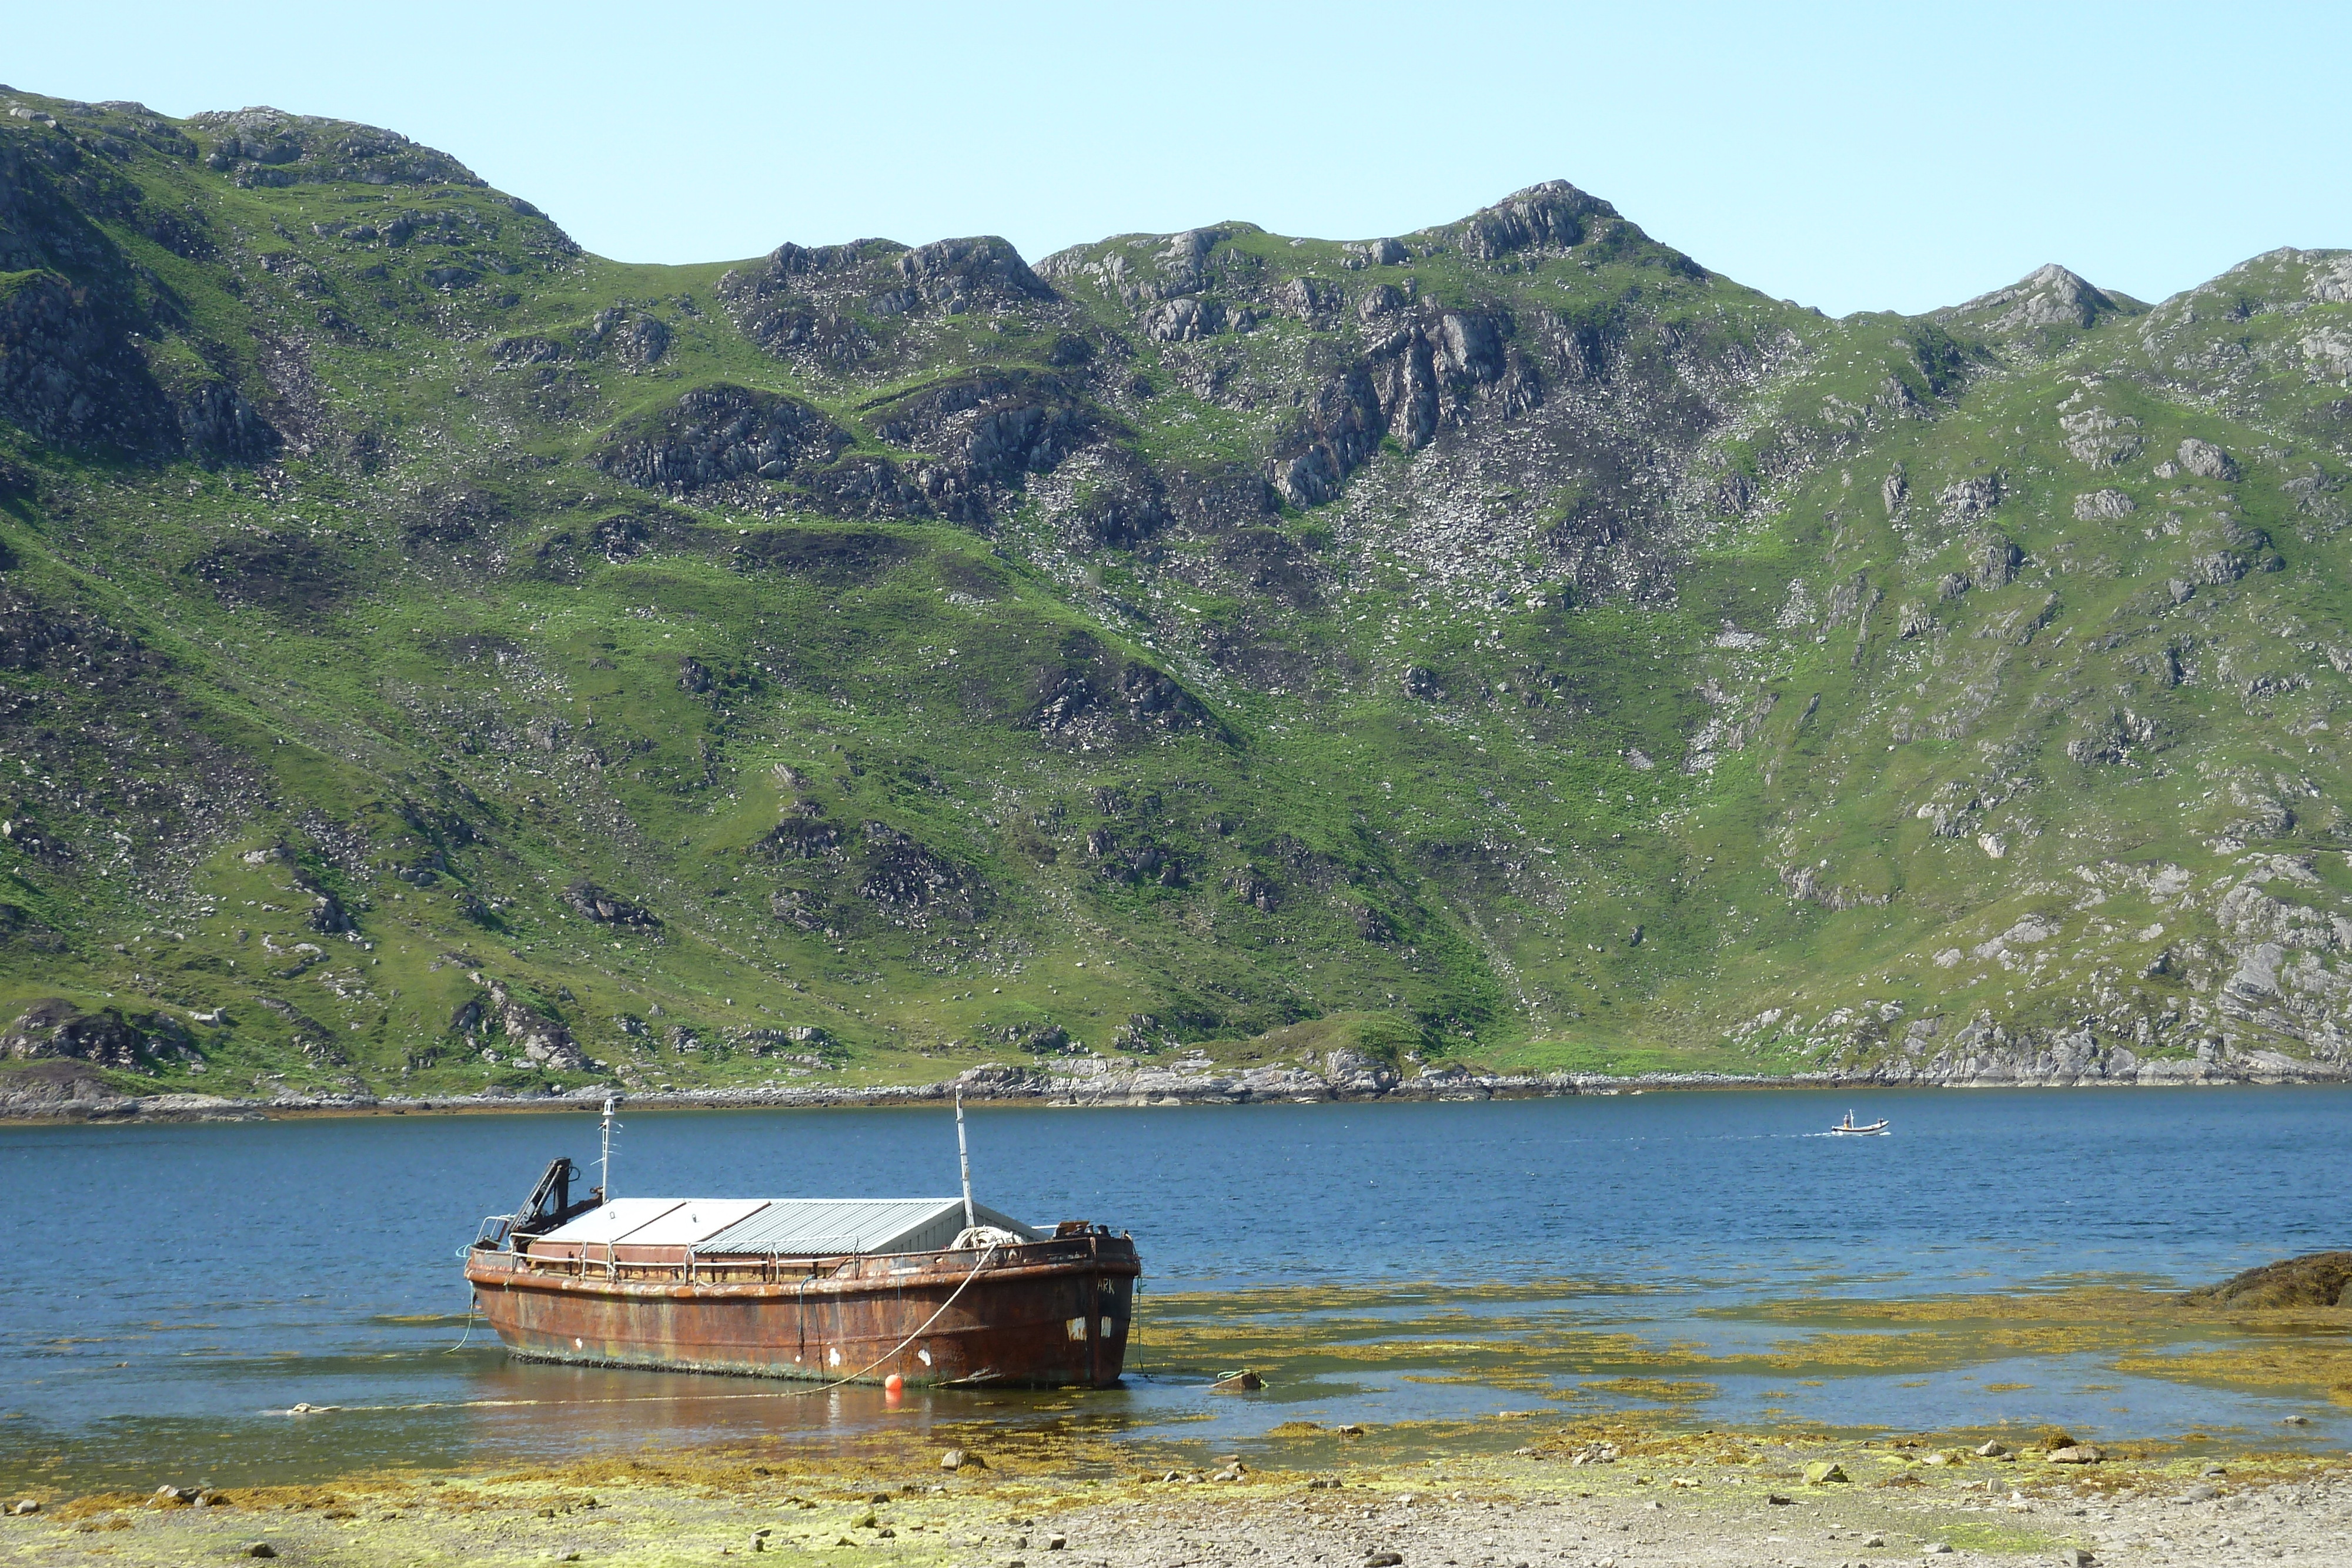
xmin=612 ymin=1197 xmax=773 ymax=1247
xmin=696 ymin=1197 xmax=1040 ymax=1256
xmin=537 ymin=1198 xmax=684 ymax=1245
xmin=533 ymin=1196 xmax=1044 ymax=1256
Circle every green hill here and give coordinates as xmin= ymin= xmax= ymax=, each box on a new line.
xmin=4 ymin=87 xmax=2350 ymax=1104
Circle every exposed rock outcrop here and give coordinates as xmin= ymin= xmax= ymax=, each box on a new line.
xmin=483 ymin=981 xmax=586 ymax=1071
xmin=1945 ymin=263 xmax=2127 ymax=341
xmin=188 ymin=106 xmax=489 ymax=189
xmin=563 ymin=882 xmax=659 ymax=929
xmin=1447 ymin=180 xmax=1614 ymax=260
xmin=2 ymin=998 xmax=196 ymax=1069
xmin=2184 ymin=1252 xmax=2352 ymax=1309
xmin=855 ymin=822 xmax=985 ymax=927
xmin=592 ymin=383 xmax=851 ymax=496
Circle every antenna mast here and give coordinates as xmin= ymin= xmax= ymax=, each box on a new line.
xmin=599 ymin=1096 xmax=617 ymax=1205
xmin=955 ymin=1087 xmax=975 ymax=1231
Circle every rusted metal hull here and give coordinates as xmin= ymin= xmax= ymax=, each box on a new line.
xmin=463 ymin=1234 xmax=1138 ymax=1388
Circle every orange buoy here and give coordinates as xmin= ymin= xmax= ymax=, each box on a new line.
xmin=884 ymin=1373 xmax=904 ymax=1399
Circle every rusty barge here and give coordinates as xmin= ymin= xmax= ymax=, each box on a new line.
xmin=463 ymin=1118 xmax=1140 ymax=1389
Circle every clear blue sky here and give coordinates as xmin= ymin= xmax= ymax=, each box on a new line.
xmin=8 ymin=1 xmax=2344 ymax=317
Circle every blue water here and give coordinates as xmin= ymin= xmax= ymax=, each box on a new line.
xmin=4 ymin=1086 xmax=2348 ymax=1490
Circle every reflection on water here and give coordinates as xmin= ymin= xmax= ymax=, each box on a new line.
xmin=5 ymin=1086 xmax=2350 ymax=1490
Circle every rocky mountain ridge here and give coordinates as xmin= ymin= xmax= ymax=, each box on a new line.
xmin=4 ymin=85 xmax=2351 ymax=1108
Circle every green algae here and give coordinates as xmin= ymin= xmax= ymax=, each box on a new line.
xmin=18 ymin=1275 xmax=2352 ymax=1531
xmin=1579 ymin=1377 xmax=1722 ymax=1403
xmin=1134 ymin=1276 xmax=2352 ymax=1423
xmin=22 ymin=1423 xmax=2343 ymax=1568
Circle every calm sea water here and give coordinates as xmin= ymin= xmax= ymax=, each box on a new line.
xmin=5 ymin=1086 xmax=2348 ymax=1492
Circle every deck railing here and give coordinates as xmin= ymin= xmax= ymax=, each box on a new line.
xmin=498 ymin=1235 xmax=1088 ymax=1286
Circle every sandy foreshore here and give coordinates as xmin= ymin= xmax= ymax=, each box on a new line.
xmin=11 ymin=1426 xmax=2348 ymax=1567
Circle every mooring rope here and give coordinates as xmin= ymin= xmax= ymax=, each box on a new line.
xmin=787 ymin=1241 xmax=1003 ymax=1398
xmin=318 ymin=1244 xmax=1004 ymax=1415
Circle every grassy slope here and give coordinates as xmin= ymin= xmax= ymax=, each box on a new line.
xmin=2 ymin=93 xmax=2349 ymax=1100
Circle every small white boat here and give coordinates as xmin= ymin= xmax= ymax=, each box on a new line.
xmin=1828 ymin=1110 xmax=1889 ymax=1136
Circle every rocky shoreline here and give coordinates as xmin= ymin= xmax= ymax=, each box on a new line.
xmin=5 ymin=1040 xmax=2345 ymax=1125
xmin=10 ymin=1425 xmax=2350 ymax=1568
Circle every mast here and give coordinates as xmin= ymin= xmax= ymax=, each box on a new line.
xmin=956 ymin=1086 xmax=975 ymax=1231
xmin=599 ymin=1095 xmax=617 ymax=1203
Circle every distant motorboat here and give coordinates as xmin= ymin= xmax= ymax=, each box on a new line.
xmin=1829 ymin=1110 xmax=1889 ymax=1136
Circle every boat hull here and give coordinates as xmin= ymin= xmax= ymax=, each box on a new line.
xmin=463 ymin=1233 xmax=1138 ymax=1388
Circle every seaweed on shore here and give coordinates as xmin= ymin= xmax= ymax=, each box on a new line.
xmin=2183 ymin=1252 xmax=2352 ymax=1310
